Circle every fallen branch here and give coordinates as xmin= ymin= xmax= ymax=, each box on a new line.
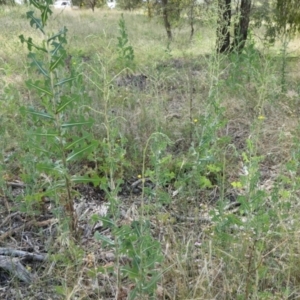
xmin=0 ymin=248 xmax=46 ymax=262
xmin=131 ymin=177 xmax=152 ymax=189
xmin=0 ymin=218 xmax=58 ymax=242
xmin=0 ymin=255 xmax=33 ymax=283
xmin=0 ymin=211 xmax=20 ymax=228
xmin=0 ymin=220 xmax=35 ymax=243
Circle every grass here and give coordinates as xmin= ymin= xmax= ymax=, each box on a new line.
xmin=1 ymin=3 xmax=300 ymax=299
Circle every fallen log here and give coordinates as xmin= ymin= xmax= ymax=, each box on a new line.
xmin=0 ymin=255 xmax=33 ymax=283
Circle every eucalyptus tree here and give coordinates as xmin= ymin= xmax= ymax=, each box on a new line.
xmin=217 ymin=0 xmax=300 ymax=53
xmin=217 ymin=0 xmax=252 ymax=53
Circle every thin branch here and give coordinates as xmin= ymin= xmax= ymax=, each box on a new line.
xmin=0 ymin=248 xmax=47 ymax=262
xmin=0 ymin=218 xmax=58 ymax=242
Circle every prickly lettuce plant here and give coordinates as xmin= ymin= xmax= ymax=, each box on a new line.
xmin=19 ymin=0 xmax=99 ymax=237
xmin=93 ymin=129 xmax=164 ymax=299
xmin=117 ymin=13 xmax=135 ymax=72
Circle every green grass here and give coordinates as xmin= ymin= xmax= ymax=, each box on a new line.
xmin=1 ymin=4 xmax=300 ymax=299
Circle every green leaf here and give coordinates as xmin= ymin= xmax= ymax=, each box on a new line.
xmin=32 ymin=128 xmax=58 ymax=140
xmin=55 ymin=76 xmax=76 ymax=87
xmin=26 ymin=80 xmax=53 ymax=96
xmin=28 ymin=53 xmax=49 ymax=78
xmin=94 ymin=232 xmax=115 ymax=246
xmin=51 ymin=41 xmax=63 ymax=57
xmin=48 ymin=27 xmax=68 ymax=44
xmin=56 ymin=96 xmax=76 ymax=113
xmin=226 ymin=214 xmax=244 ymax=226
xmin=142 ymin=272 xmax=162 ymax=291
xmin=27 ymin=106 xmax=55 ymax=120
xmin=33 ymin=131 xmax=58 ymax=137
xmin=66 ymin=141 xmax=97 ymax=162
xmin=36 ymin=162 xmax=61 ymax=176
xmin=50 ymin=53 xmax=65 ymax=71
xmin=19 ymin=34 xmax=26 ymax=45
xmin=26 ymin=11 xmax=45 ymax=34
xmin=64 ymin=135 xmax=90 ymax=150
xmin=199 ymin=175 xmax=212 ymax=188
xmin=71 ymin=175 xmax=101 ymax=186
xmin=61 ymin=118 xmax=94 ymax=128
xmin=19 ymin=35 xmax=47 ymax=53
xmin=29 ymin=0 xmax=43 ymax=9
xmin=121 ymin=265 xmax=139 ymax=279
xmin=41 ymin=4 xmax=52 ymax=27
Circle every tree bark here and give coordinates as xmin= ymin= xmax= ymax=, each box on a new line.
xmin=161 ymin=0 xmax=172 ymax=40
xmin=189 ymin=0 xmax=196 ymax=40
xmin=232 ymin=0 xmax=252 ymax=52
xmin=146 ymin=0 xmax=152 ymax=18
xmin=217 ymin=0 xmax=231 ymax=53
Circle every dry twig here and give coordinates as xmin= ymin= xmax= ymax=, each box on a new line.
xmin=0 ymin=248 xmax=46 ymax=262
xmin=0 ymin=218 xmax=57 ymax=242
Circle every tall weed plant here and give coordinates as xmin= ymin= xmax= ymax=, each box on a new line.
xmin=117 ymin=13 xmax=135 ymax=72
xmin=19 ymin=0 xmax=100 ymax=237
xmin=19 ymin=2 xmax=164 ymax=298
xmin=210 ymin=113 xmax=299 ymax=298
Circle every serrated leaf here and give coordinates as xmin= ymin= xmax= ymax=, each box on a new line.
xmin=51 ymin=41 xmax=63 ymax=57
xmin=66 ymin=142 xmax=97 ymax=162
xmin=29 ymin=0 xmax=42 ymax=9
xmin=94 ymin=232 xmax=115 ymax=246
xmin=52 ymin=180 xmax=68 ymax=189
xmin=55 ymin=76 xmax=75 ymax=87
xmin=142 ymin=272 xmax=162 ymax=291
xmin=61 ymin=118 xmax=94 ymax=128
xmin=199 ymin=176 xmax=212 ymax=188
xmin=19 ymin=34 xmax=25 ymax=45
xmin=56 ymin=96 xmax=76 ymax=113
xmin=19 ymin=35 xmax=47 ymax=53
xmin=50 ymin=53 xmax=65 ymax=71
xmin=121 ymin=265 xmax=139 ymax=278
xmin=27 ymin=107 xmax=55 ymax=120
xmin=71 ymin=175 xmax=101 ymax=186
xmin=26 ymin=80 xmax=53 ymax=96
xmin=64 ymin=135 xmax=90 ymax=150
xmin=26 ymin=11 xmax=44 ymax=34
xmin=226 ymin=214 xmax=243 ymax=226
xmin=36 ymin=162 xmax=60 ymax=175
xmin=41 ymin=4 xmax=52 ymax=27
xmin=32 ymin=127 xmax=58 ymax=138
xmin=48 ymin=27 xmax=67 ymax=44
xmin=28 ymin=53 xmax=49 ymax=78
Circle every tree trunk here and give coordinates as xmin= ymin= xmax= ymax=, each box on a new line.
xmin=189 ymin=0 xmax=196 ymax=40
xmin=217 ymin=0 xmax=231 ymax=53
xmin=232 ymin=0 xmax=252 ymax=52
xmin=146 ymin=0 xmax=152 ymax=18
xmin=161 ymin=0 xmax=172 ymax=40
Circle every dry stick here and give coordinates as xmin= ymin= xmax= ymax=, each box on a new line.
xmin=2 ymin=194 xmax=11 ymax=213
xmin=0 ymin=211 xmax=20 ymax=228
xmin=0 ymin=221 xmax=34 ymax=243
xmin=0 ymin=248 xmax=46 ymax=262
xmin=0 ymin=218 xmax=57 ymax=242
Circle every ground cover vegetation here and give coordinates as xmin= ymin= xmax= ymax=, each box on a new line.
xmin=1 ymin=0 xmax=300 ymax=299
